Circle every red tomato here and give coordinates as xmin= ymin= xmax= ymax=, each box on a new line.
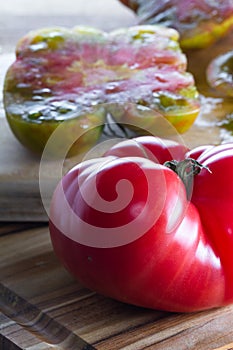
xmin=49 ymin=136 xmax=233 ymax=312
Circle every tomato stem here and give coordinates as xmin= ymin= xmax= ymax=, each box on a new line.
xmin=164 ymin=158 xmax=211 ymax=200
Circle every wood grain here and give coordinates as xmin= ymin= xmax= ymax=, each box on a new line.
xmin=1 ymin=2 xmax=233 ymax=348
xmin=1 ymin=224 xmax=233 ymax=350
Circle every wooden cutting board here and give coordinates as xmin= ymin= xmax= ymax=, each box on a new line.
xmin=2 ymin=222 xmax=233 ymax=350
xmin=2 ymin=3 xmax=233 ymax=350
xmin=1 ymin=10 xmax=233 ymax=222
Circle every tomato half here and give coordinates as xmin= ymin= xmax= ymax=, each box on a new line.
xmin=49 ymin=136 xmax=233 ymax=312
xmin=119 ymin=0 xmax=233 ymax=50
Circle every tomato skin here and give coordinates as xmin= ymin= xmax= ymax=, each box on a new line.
xmin=49 ymin=137 xmax=233 ymax=312
xmin=104 ymin=136 xmax=189 ymax=163
xmin=190 ymin=145 xmax=233 ymax=303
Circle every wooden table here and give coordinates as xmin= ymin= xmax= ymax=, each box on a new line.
xmin=1 ymin=1 xmax=233 ymax=349
xmin=2 ymin=222 xmax=233 ymax=350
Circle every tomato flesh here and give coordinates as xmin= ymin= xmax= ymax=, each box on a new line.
xmin=4 ymin=25 xmax=199 ymax=156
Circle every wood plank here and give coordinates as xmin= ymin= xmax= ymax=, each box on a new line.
xmin=0 ymin=222 xmax=42 ymax=236
xmin=0 ymin=313 xmax=53 ymax=350
xmin=1 ymin=224 xmax=233 ymax=349
xmin=213 ymin=343 xmax=233 ymax=350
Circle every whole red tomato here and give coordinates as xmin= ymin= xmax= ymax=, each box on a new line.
xmin=49 ymin=136 xmax=233 ymax=312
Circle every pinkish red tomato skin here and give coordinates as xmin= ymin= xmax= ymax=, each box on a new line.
xmin=104 ymin=136 xmax=189 ymax=163
xmin=49 ymin=137 xmax=233 ymax=312
xmin=189 ymin=146 xmax=233 ymax=302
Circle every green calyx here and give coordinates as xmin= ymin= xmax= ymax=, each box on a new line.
xmin=164 ymin=158 xmax=211 ymax=199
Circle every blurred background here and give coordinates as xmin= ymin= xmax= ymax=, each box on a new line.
xmin=0 ymin=0 xmax=136 ymax=53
